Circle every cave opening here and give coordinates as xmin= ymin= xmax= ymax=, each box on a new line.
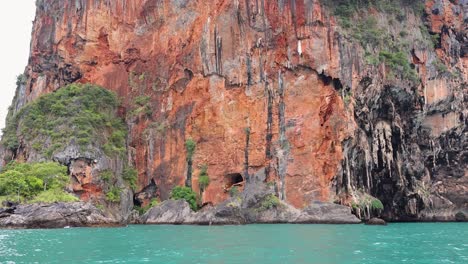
xmin=224 ymin=173 xmax=244 ymax=189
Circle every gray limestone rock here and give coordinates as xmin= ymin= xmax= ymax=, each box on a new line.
xmin=0 ymin=202 xmax=117 ymax=229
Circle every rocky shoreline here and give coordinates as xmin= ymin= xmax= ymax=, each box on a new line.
xmin=2 ymin=199 xmax=467 ymax=229
xmin=2 ymin=178 xmax=467 ymax=229
xmin=138 ymin=200 xmax=361 ymax=225
xmin=0 ymin=202 xmax=119 ymax=229
xmin=0 ymin=200 xmax=360 ymax=229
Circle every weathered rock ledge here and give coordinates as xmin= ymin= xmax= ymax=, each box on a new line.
xmin=139 ymin=199 xmax=361 ymax=225
xmin=0 ymin=202 xmax=118 ymax=229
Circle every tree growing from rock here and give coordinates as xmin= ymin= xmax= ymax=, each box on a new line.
xmin=198 ymin=164 xmax=210 ymax=198
xmin=185 ymin=139 xmax=196 ymax=189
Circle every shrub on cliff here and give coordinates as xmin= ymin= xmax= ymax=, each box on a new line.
xmin=198 ymin=164 xmax=210 ymax=195
xmin=0 ymin=162 xmax=72 ymax=203
xmin=105 ymin=186 xmax=121 ymax=203
xmin=122 ymin=166 xmax=138 ymax=191
xmin=30 ymin=189 xmax=79 ymax=203
xmin=322 ymin=0 xmax=427 ymax=84
xmin=371 ymin=198 xmax=384 ymax=210
xmin=0 ymin=84 xmax=127 ymax=158
xmin=129 ymin=95 xmax=152 ymax=118
xmin=184 ymin=139 xmax=196 ymax=189
xmin=259 ymin=194 xmax=281 ymax=211
xmin=185 ymin=139 xmax=196 ymax=160
xmin=170 ymin=186 xmax=198 ymax=211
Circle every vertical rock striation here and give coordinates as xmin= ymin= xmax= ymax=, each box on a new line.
xmin=0 ymin=0 xmax=466 ymax=221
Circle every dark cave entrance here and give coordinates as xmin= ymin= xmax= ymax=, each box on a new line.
xmin=224 ymin=173 xmax=244 ymax=190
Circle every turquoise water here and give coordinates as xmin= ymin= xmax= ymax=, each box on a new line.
xmin=0 ymin=223 xmax=467 ymax=263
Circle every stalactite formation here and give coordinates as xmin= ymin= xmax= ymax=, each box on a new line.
xmin=1 ymin=0 xmax=465 ymax=222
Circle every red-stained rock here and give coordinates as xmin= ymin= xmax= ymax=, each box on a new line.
xmin=1 ymin=0 xmax=466 ymax=222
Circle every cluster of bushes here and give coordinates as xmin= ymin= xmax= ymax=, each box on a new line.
xmin=105 ymin=186 xmax=121 ymax=203
xmin=122 ymin=167 xmax=138 ymax=191
xmin=170 ymin=186 xmax=198 ymax=211
xmin=351 ymin=198 xmax=383 ymax=211
xmin=0 ymin=162 xmax=77 ymax=204
xmin=0 ymin=84 xmax=127 ymax=158
xmin=378 ymin=51 xmax=419 ymax=82
xmin=259 ymin=194 xmax=281 ymax=211
xmin=325 ymin=0 xmax=424 ymax=21
xmin=322 ymin=0 xmax=429 ymax=84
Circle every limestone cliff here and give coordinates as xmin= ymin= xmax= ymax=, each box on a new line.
xmin=1 ymin=0 xmax=466 ymax=221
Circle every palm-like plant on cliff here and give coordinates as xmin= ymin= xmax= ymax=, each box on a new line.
xmin=198 ymin=164 xmax=210 ymax=197
xmin=185 ymin=139 xmax=196 ymax=189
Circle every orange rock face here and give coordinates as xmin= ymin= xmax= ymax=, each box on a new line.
xmin=8 ymin=0 xmax=467 ymax=214
xmin=22 ymin=0 xmax=351 ymax=207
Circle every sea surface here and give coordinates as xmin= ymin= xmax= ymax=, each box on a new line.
xmin=0 ymin=223 xmax=467 ymax=264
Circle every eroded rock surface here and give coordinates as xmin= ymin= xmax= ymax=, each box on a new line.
xmin=0 ymin=0 xmax=466 ymax=223
xmin=0 ymin=203 xmax=117 ymax=229
xmin=141 ymin=180 xmax=360 ymax=225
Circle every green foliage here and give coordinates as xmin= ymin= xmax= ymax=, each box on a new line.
xmin=229 ymin=186 xmax=239 ymax=197
xmin=100 ymin=170 xmax=114 ymax=183
xmin=353 ymin=17 xmax=387 ymax=46
xmin=134 ymin=95 xmax=151 ymax=106
xmin=352 ymin=192 xmax=384 ymax=212
xmin=322 ymin=0 xmax=427 ymax=84
xmin=16 ymin=74 xmax=26 ymax=86
xmin=129 ymin=95 xmax=152 ymax=118
xmin=185 ymin=139 xmax=196 ymax=160
xmin=1 ymin=113 xmax=20 ymax=151
xmin=170 ymin=186 xmax=198 ymax=211
xmin=122 ymin=166 xmax=138 ymax=190
xmin=0 ymin=162 xmax=70 ymax=203
xmin=0 ymin=195 xmax=25 ymax=204
xmin=378 ymin=51 xmax=419 ymax=82
xmin=371 ymin=198 xmax=384 ymax=210
xmin=259 ymin=194 xmax=281 ymax=210
xmin=0 ymin=84 xmax=127 ymax=158
xmin=419 ymin=25 xmax=440 ymax=48
xmin=324 ymin=0 xmax=425 ymax=19
xmin=95 ymin=204 xmax=105 ymax=211
xmin=148 ymin=198 xmax=159 ymax=207
xmin=198 ymin=164 xmax=210 ymax=193
xmin=135 ymin=198 xmax=160 ymax=215
xmin=30 ymin=189 xmax=79 ymax=203
xmin=105 ymin=186 xmax=121 ymax=203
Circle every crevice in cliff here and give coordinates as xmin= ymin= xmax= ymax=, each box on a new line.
xmin=244 ymin=127 xmax=251 ymax=183
xmin=276 ymin=71 xmax=288 ymax=200
xmin=265 ymin=82 xmax=274 ymax=159
xmin=214 ymin=26 xmax=223 ymax=76
xmin=246 ymin=53 xmax=253 ymax=85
